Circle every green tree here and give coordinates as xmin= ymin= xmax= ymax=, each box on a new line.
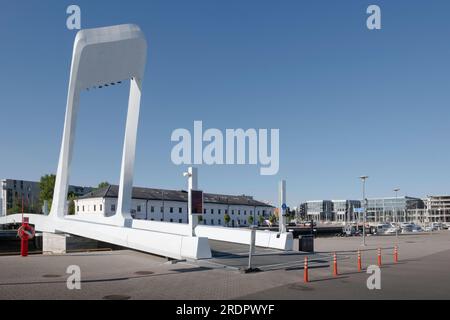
xmin=248 ymin=215 xmax=254 ymax=225
xmin=269 ymin=214 xmax=276 ymax=224
xmin=258 ymin=215 xmax=265 ymax=226
xmin=97 ymin=181 xmax=110 ymax=189
xmin=39 ymin=174 xmax=56 ymax=211
xmin=67 ymin=192 xmax=76 ymax=215
xmin=224 ymin=213 xmax=231 ymax=226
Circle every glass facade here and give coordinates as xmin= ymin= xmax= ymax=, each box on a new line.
xmin=333 ymin=200 xmax=361 ymax=222
xmin=305 ymin=200 xmax=334 ymax=221
xmin=365 ymin=197 xmax=424 ymax=222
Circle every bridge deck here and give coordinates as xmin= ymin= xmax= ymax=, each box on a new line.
xmin=196 ymin=240 xmax=330 ymax=271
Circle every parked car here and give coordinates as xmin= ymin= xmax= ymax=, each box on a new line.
xmin=401 ymin=223 xmax=414 ymax=233
xmin=385 ymin=225 xmax=400 ymax=234
xmin=431 ymin=222 xmax=444 ymax=230
xmin=304 ymin=221 xmax=317 ymax=227
xmin=342 ymin=224 xmax=360 ymax=237
xmin=374 ymin=223 xmax=392 ymax=235
xmin=424 ymin=224 xmax=439 ymax=232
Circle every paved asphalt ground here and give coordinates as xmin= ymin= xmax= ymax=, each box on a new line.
xmin=0 ymin=231 xmax=450 ymax=299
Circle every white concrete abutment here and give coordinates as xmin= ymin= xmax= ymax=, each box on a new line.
xmin=0 ymin=213 xmax=293 ymax=258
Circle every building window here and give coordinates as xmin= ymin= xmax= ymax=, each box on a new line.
xmin=100 ymin=204 xmax=102 ymax=211
xmin=151 ymin=206 xmax=154 ymax=213
xmin=250 ymin=210 xmax=253 ymax=215
xmin=160 ymin=207 xmax=164 ymax=213
xmin=204 ymin=208 xmax=206 ymax=214
xmin=244 ymin=220 xmax=247 ymax=224
xmin=170 ymin=218 xmax=173 ymax=222
xmin=218 ymin=209 xmax=221 ymax=214
xmin=82 ymin=206 xmax=85 ymax=212
xmin=111 ymin=204 xmax=115 ymax=212
xmin=179 ymin=219 xmax=182 ymax=223
xmin=211 ymin=219 xmax=214 ymax=225
xmin=218 ymin=219 xmax=221 ymax=225
xmin=179 ymin=207 xmax=182 ymax=213
xmin=137 ymin=205 xmax=141 ymax=212
xmin=94 ymin=205 xmax=96 ymax=212
xmin=231 ymin=210 xmax=234 ymax=215
xmin=211 ymin=209 xmax=214 ymax=214
xmin=244 ymin=210 xmax=246 ymax=215
xmin=170 ymin=207 xmax=173 ymax=213
xmin=238 ymin=210 xmax=241 ymax=215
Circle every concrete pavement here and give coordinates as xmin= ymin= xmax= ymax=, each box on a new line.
xmin=0 ymin=231 xmax=449 ymax=299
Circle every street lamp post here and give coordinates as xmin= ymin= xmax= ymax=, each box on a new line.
xmin=394 ymin=188 xmax=400 ymax=240
xmin=359 ymin=176 xmax=369 ymax=246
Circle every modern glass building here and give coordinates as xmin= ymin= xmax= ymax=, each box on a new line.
xmin=305 ymin=200 xmax=333 ymax=221
xmin=365 ymin=196 xmax=424 ymax=223
xmin=304 ymin=200 xmax=361 ymax=222
xmin=333 ymin=200 xmax=361 ymax=222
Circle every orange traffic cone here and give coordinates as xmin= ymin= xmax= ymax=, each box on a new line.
xmin=377 ymin=248 xmax=382 ymax=267
xmin=394 ymin=245 xmax=398 ymax=263
xmin=357 ymin=250 xmax=362 ymax=272
xmin=333 ymin=252 xmax=338 ymax=276
xmin=304 ymin=256 xmax=309 ymax=283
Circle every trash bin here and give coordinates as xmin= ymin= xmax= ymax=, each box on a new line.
xmin=298 ymin=235 xmax=314 ymax=252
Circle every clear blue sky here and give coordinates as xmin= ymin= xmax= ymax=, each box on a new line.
xmin=1 ymin=0 xmax=449 ymax=206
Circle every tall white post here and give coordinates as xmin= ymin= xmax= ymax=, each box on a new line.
xmin=50 ymin=85 xmax=80 ymax=219
xmin=115 ymin=78 xmax=142 ymax=227
xmin=279 ymin=180 xmax=287 ymax=234
xmin=187 ymin=167 xmax=199 ymax=236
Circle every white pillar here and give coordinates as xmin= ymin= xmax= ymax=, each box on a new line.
xmin=51 ymin=86 xmax=80 ymax=219
xmin=187 ymin=167 xmax=199 ymax=236
xmin=115 ymin=78 xmax=142 ymax=227
xmin=279 ymin=180 xmax=287 ymax=233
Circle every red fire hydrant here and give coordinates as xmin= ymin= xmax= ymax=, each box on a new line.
xmin=17 ymin=217 xmax=35 ymax=257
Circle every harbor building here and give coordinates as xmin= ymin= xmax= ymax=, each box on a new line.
xmin=305 ymin=200 xmax=334 ymax=222
xmin=424 ymin=195 xmax=450 ymax=222
xmin=0 ymin=178 xmax=92 ymax=216
xmin=365 ymin=197 xmax=424 ymax=223
xmin=74 ymin=185 xmax=274 ymax=227
xmin=0 ymin=179 xmax=40 ymax=216
xmin=408 ymin=195 xmax=450 ymax=223
xmin=303 ymin=200 xmax=361 ymax=222
xmin=332 ymin=200 xmax=362 ymax=222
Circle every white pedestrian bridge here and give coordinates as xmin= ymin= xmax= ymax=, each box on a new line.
xmin=0 ymin=213 xmax=292 ymax=260
xmin=0 ymin=24 xmax=292 ymax=260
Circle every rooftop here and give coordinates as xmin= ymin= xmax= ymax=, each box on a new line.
xmin=78 ymin=185 xmax=274 ymax=208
